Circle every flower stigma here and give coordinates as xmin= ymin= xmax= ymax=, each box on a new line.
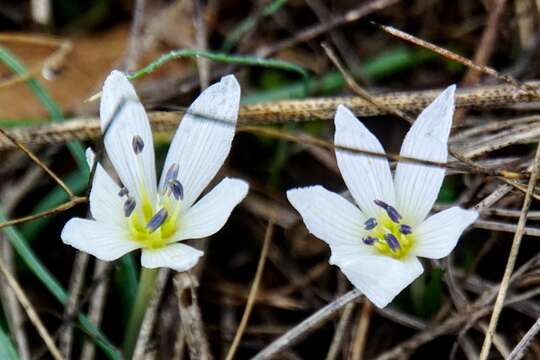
xmin=361 ymin=199 xmax=414 ymax=259
xmin=123 ymin=145 xmax=184 ymax=249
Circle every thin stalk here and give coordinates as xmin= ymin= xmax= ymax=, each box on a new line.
xmin=122 ymin=267 xmax=159 ymax=359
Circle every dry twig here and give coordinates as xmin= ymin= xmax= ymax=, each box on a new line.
xmin=0 ymin=255 xmax=64 ymax=360
xmin=174 ymin=272 xmax=213 ymax=360
xmin=479 ymin=142 xmax=540 ymax=358
xmin=225 ymin=220 xmax=274 ymax=360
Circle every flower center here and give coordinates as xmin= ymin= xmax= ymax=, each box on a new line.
xmin=120 ymin=136 xmax=184 ymax=249
xmin=362 ymin=200 xmax=414 ymax=259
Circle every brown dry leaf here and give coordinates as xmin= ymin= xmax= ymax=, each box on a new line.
xmin=0 ymin=24 xmax=194 ymax=120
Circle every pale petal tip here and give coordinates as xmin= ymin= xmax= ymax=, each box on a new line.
xmin=335 ymin=104 xmax=355 ymax=122
xmin=85 ymin=147 xmax=96 ymax=168
xmin=219 ymin=74 xmax=241 ymax=96
xmin=224 ymin=177 xmax=250 ymax=200
xmin=104 ymin=70 xmax=128 ymax=86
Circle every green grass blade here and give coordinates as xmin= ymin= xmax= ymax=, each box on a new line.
xmin=0 ymin=211 xmax=121 ymax=360
xmin=0 ymin=326 xmax=20 ymax=360
xmin=221 ymin=0 xmax=287 ymax=52
xmin=243 ymin=47 xmax=433 ymax=103
xmin=130 ymin=49 xmax=308 ymax=81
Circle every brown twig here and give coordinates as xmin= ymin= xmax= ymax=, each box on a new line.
xmin=133 ymin=269 xmax=170 ymax=360
xmin=372 ymin=22 xmax=540 ymax=95
xmin=461 ymin=0 xmax=507 ymax=86
xmin=59 ymin=252 xmax=89 ymax=359
xmin=256 ymin=0 xmax=400 ymax=57
xmin=225 ymin=219 xmax=274 ymax=360
xmin=252 ymin=289 xmax=363 ymax=359
xmin=80 ymin=261 xmax=111 ymax=360
xmin=479 ymin=142 xmax=540 ymax=358
xmin=321 ymin=41 xmax=414 ymax=123
xmin=192 ymin=0 xmax=210 ymax=90
xmin=0 ymin=196 xmax=86 ymax=230
xmin=174 ymin=271 xmax=213 ymax=360
xmin=350 ymin=300 xmax=373 ymax=360
xmin=507 ymin=317 xmax=540 ymax=360
xmin=2 ymin=81 xmax=538 ymax=150
xmin=0 ymin=127 xmax=73 ymax=197
xmin=0 ymin=255 xmax=64 ymax=360
xmin=325 ymin=303 xmax=355 ymax=360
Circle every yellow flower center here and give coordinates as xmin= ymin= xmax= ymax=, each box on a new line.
xmin=128 ymin=193 xmax=182 ymax=249
xmin=363 ymin=200 xmax=415 ymax=259
xmin=367 ymin=216 xmax=414 ymax=259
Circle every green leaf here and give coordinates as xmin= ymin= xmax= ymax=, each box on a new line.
xmin=0 ymin=326 xmax=20 ymax=360
xmin=130 ymin=49 xmax=308 ymax=82
xmin=0 ymin=211 xmax=121 ymax=360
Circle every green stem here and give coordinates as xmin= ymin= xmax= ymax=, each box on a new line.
xmin=122 ymin=267 xmax=159 ymax=359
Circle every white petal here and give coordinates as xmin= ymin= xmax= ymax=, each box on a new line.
xmin=334 ymin=105 xmax=395 ymax=218
xmin=89 ymin=161 xmax=126 ymax=227
xmin=85 ymin=147 xmax=96 ymax=168
xmin=61 ymin=218 xmax=139 ymax=261
xmin=141 ymin=243 xmax=203 ymax=272
xmin=337 ymin=254 xmax=423 ymax=308
xmin=414 ymin=206 xmax=478 ymax=259
xmin=287 ymin=185 xmax=367 ymax=253
xmin=160 ymin=75 xmax=241 ymax=208
xmin=100 ymin=70 xmax=157 ymax=205
xmin=175 ymin=177 xmax=248 ymax=241
xmin=394 ymin=85 xmax=455 ymax=225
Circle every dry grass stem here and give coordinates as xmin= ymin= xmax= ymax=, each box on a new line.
xmin=2 ymin=81 xmax=538 ymax=150
xmin=59 ymin=252 xmax=89 ymax=358
xmin=325 ymin=303 xmax=355 ymax=360
xmin=174 ymin=271 xmax=213 ymax=360
xmin=350 ymin=300 xmax=373 ymax=360
xmin=479 ymin=142 xmax=540 ymax=358
xmin=80 ymin=260 xmax=110 ymax=360
xmin=0 ymin=255 xmax=64 ymax=360
xmin=225 ymin=219 xmax=274 ymax=360
xmin=133 ymin=269 xmax=170 ymax=360
xmin=252 ymin=289 xmax=363 ymax=359
xmin=373 ymin=23 xmax=539 ymax=95
xmin=507 ymin=317 xmax=540 ymax=360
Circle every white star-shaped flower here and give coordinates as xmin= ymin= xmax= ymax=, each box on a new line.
xmin=287 ymin=85 xmax=478 ymax=308
xmin=61 ymin=71 xmax=249 ymax=272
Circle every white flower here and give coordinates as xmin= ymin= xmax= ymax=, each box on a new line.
xmin=287 ymin=85 xmax=478 ymax=308
xmin=61 ymin=71 xmax=249 ymax=272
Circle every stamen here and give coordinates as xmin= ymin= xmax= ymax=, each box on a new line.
xmin=384 ymin=233 xmax=401 ymax=252
xmin=164 ymin=163 xmax=179 ymax=183
xmin=364 ymin=217 xmax=377 ymax=230
xmin=146 ymin=208 xmax=168 ymax=233
xmin=169 ymin=179 xmax=184 ymax=200
xmin=132 ymin=135 xmax=144 ymax=154
xmin=118 ymin=187 xmax=129 ymax=197
xmin=399 ymin=224 xmax=412 ymax=235
xmin=123 ymin=197 xmax=136 ymax=217
xmin=374 ymin=199 xmax=402 ymax=223
xmin=363 ymin=236 xmax=376 ymax=245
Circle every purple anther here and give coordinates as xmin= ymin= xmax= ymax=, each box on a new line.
xmin=132 ymin=135 xmax=144 ymax=154
xmin=363 ymin=236 xmax=377 ymax=245
xmin=146 ymin=208 xmax=168 ymax=233
xmin=399 ymin=224 xmax=412 ymax=235
xmin=364 ymin=217 xmax=377 ymax=230
xmin=374 ymin=199 xmax=402 ymax=223
xmin=169 ymin=179 xmax=184 ymax=200
xmin=118 ymin=187 xmax=129 ymax=197
xmin=123 ymin=197 xmax=136 ymax=217
xmin=164 ymin=163 xmax=179 ymax=183
xmin=384 ymin=233 xmax=401 ymax=252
